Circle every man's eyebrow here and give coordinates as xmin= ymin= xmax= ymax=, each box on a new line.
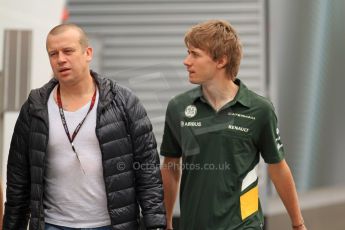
xmin=190 ymin=50 xmax=200 ymax=55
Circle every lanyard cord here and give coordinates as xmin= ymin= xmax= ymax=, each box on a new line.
xmin=56 ymin=84 xmax=97 ymax=174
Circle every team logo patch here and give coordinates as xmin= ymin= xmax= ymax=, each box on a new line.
xmin=185 ymin=105 xmax=197 ymax=118
xmin=228 ymin=124 xmax=249 ymax=133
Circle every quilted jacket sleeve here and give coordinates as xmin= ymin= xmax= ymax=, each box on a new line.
xmin=3 ymin=101 xmax=31 ymax=229
xmin=118 ymin=86 xmax=166 ymax=229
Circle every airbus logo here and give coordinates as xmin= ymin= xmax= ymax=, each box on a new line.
xmin=180 ymin=121 xmax=202 ymax=127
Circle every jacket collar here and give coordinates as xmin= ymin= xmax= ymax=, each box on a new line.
xmin=91 ymin=70 xmax=116 ymax=111
xmin=28 ymin=78 xmax=57 ymax=120
xmin=28 ymin=70 xmax=116 ymax=119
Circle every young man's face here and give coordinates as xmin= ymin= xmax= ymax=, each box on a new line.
xmin=46 ymin=28 xmax=92 ymax=85
xmin=183 ymin=46 xmax=219 ymax=85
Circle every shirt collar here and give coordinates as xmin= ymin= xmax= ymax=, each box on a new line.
xmin=191 ymin=78 xmax=251 ymax=108
xmin=233 ymin=78 xmax=251 ymax=107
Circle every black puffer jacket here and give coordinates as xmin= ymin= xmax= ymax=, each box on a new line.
xmin=4 ymin=71 xmax=166 ymax=230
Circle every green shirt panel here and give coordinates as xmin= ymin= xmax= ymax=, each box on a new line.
xmin=160 ymin=79 xmax=284 ymax=230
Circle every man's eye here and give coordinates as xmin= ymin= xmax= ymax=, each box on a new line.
xmin=64 ymin=49 xmax=74 ymax=54
xmin=191 ymin=52 xmax=198 ymax=57
xmin=49 ymin=53 xmax=57 ymax=57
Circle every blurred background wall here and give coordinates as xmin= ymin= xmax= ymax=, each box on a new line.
xmin=1 ymin=0 xmax=345 ymax=229
xmin=267 ymin=0 xmax=345 ymax=228
xmin=0 ymin=0 xmax=65 ymax=209
xmin=270 ymin=0 xmax=345 ymax=190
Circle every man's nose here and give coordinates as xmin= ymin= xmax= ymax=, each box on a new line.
xmin=57 ymin=52 xmax=67 ymax=63
xmin=183 ymin=55 xmax=191 ymax=66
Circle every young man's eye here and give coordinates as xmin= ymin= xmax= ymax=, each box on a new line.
xmin=187 ymin=51 xmax=196 ymax=56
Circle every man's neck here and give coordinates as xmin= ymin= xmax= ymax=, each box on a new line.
xmin=55 ymin=74 xmax=96 ymax=112
xmin=202 ymin=76 xmax=239 ymax=112
xmin=59 ymin=75 xmax=95 ymax=98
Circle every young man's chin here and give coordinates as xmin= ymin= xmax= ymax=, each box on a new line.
xmin=188 ymin=77 xmax=200 ymax=85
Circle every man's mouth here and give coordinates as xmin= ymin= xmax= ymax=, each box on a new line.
xmin=59 ymin=68 xmax=71 ymax=73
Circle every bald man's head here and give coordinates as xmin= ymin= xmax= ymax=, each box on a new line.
xmin=46 ymin=23 xmax=89 ymax=51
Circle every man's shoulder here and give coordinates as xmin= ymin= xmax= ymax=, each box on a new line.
xmin=241 ymin=88 xmax=278 ymax=125
xmin=28 ymin=78 xmax=57 ymax=104
xmin=243 ymin=87 xmax=275 ymax=112
xmin=95 ymin=72 xmax=134 ymax=99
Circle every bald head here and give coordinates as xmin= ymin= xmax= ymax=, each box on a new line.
xmin=46 ymin=23 xmax=89 ymax=51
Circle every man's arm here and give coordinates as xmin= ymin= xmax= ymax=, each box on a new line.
xmin=161 ymin=157 xmax=181 ymax=230
xmin=118 ymin=86 xmax=166 ymax=229
xmin=268 ymin=159 xmax=307 ymax=230
xmin=4 ymin=102 xmax=31 ymax=229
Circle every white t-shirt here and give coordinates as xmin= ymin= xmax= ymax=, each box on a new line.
xmin=44 ymin=87 xmax=111 ymax=228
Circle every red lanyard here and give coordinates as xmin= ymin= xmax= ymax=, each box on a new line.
xmin=56 ymin=84 xmax=97 ymax=173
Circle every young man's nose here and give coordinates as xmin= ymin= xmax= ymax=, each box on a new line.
xmin=183 ymin=55 xmax=191 ymax=66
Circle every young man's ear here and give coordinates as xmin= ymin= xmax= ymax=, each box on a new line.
xmin=216 ymin=55 xmax=228 ymax=69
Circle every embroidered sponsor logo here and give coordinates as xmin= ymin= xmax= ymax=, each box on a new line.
xmin=181 ymin=121 xmax=202 ymax=127
xmin=228 ymin=112 xmax=256 ymax=120
xmin=185 ymin=105 xmax=197 ymax=118
xmin=228 ymin=124 xmax=249 ymax=133
xmin=275 ymin=128 xmax=283 ymax=150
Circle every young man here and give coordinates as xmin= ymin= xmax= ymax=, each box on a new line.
xmin=160 ymin=20 xmax=307 ymax=230
xmin=4 ymin=24 xmax=166 ymax=230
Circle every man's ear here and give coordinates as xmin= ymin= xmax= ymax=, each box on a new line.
xmin=86 ymin=47 xmax=93 ymax=62
xmin=216 ymin=55 xmax=228 ymax=69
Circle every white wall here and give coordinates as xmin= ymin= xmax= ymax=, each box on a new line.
xmin=0 ymin=0 xmax=65 ymax=88
xmin=0 ymin=0 xmax=65 ymax=201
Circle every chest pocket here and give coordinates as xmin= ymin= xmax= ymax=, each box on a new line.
xmin=220 ymin=130 xmax=258 ymax=175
